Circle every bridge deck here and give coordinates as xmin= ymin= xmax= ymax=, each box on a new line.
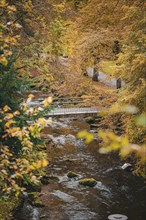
xmin=47 ymin=107 xmax=100 ymax=116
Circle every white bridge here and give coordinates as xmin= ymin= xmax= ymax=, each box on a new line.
xmin=28 ymin=96 xmax=101 ymax=116
xmin=47 ymin=107 xmax=100 ymax=116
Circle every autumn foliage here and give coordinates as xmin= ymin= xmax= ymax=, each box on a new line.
xmin=0 ymin=95 xmax=53 ymax=195
xmin=0 ymin=0 xmax=146 ymax=201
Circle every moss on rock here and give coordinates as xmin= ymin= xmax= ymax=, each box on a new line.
xmin=79 ymin=178 xmax=97 ymax=187
xmin=67 ymin=171 xmax=79 ymax=178
xmin=33 ymin=199 xmax=45 ymax=207
xmin=64 ymin=158 xmax=74 ymax=162
xmin=85 ymin=116 xmax=95 ymax=123
xmin=48 ymin=175 xmax=59 ymax=181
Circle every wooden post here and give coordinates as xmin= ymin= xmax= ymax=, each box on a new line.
xmin=117 ymin=78 xmax=121 ymax=89
xmin=92 ymin=68 xmax=99 ymax=81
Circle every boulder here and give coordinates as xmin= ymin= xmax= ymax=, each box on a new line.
xmin=79 ymin=178 xmax=97 ymax=187
xmin=47 ymin=175 xmax=59 ymax=181
xmin=67 ymin=171 xmax=79 ymax=178
xmin=108 ymin=214 xmax=128 ymax=220
xmin=33 ymin=200 xmax=45 ymax=207
xmin=121 ymin=163 xmax=133 ymax=172
xmin=85 ymin=116 xmax=95 ymax=123
xmin=40 ymin=215 xmax=47 ymax=219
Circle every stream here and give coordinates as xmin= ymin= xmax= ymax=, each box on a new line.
xmin=14 ymin=93 xmax=146 ymax=220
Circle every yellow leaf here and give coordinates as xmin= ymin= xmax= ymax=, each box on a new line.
xmin=0 ymin=55 xmax=8 ymax=66
xmin=120 ymin=145 xmax=131 ymax=158
xmin=31 ymin=175 xmax=37 ymax=182
xmin=10 ymin=37 xmax=17 ymax=44
xmin=14 ymin=110 xmax=20 ymax=116
xmin=2 ymin=159 xmax=9 ymax=165
xmin=47 ymin=97 xmax=53 ymax=103
xmin=6 ymin=113 xmax=14 ymax=119
xmin=21 ymin=158 xmax=29 ymax=165
xmin=77 ymin=130 xmax=94 ymax=143
xmin=41 ymin=159 xmax=49 ymax=167
xmin=23 ymin=106 xmax=28 ymax=111
xmin=37 ymin=118 xmax=46 ymax=126
xmin=5 ymin=119 xmax=16 ymax=128
xmin=7 ymin=5 xmax=16 ymax=11
xmin=4 ymin=50 xmax=12 ymax=56
xmin=28 ymin=165 xmax=35 ymax=170
xmin=28 ymin=94 xmax=35 ymax=99
xmin=2 ymin=134 xmax=7 ymax=138
xmin=5 ymin=152 xmax=13 ymax=156
xmin=3 ymin=105 xmax=10 ymax=112
xmin=43 ymin=97 xmax=53 ymax=107
xmin=1 ymin=169 xmax=8 ymax=175
xmin=31 ymin=161 xmax=41 ymax=169
xmin=0 ymin=0 xmax=7 ymax=7
xmin=16 ymin=172 xmax=23 ymax=178
xmin=44 ymin=99 xmax=49 ymax=107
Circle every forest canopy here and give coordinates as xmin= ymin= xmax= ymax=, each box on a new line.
xmin=0 ymin=1 xmax=145 ymax=214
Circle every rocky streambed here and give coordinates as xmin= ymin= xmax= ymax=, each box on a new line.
xmin=14 ymin=114 xmax=146 ymax=220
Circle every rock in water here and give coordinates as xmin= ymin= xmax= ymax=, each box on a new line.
xmin=67 ymin=171 xmax=79 ymax=178
xmin=121 ymin=163 xmax=133 ymax=172
xmin=108 ymin=214 xmax=128 ymax=220
xmin=79 ymin=178 xmax=97 ymax=187
xmin=85 ymin=116 xmax=95 ymax=123
xmin=21 ymin=204 xmax=40 ymax=220
xmin=33 ymin=199 xmax=45 ymax=208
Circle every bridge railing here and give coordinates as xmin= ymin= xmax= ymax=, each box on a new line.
xmin=47 ymin=107 xmax=100 ymax=116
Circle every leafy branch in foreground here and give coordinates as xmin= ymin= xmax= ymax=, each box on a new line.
xmin=0 ymin=94 xmax=53 ymax=196
xmin=77 ymin=105 xmax=146 ymax=177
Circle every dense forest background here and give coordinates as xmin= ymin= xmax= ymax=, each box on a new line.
xmin=0 ymin=0 xmax=145 ymax=218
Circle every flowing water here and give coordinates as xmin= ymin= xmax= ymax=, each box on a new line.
xmin=14 ymin=94 xmax=146 ymax=220
xmin=39 ymin=117 xmax=145 ymax=220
